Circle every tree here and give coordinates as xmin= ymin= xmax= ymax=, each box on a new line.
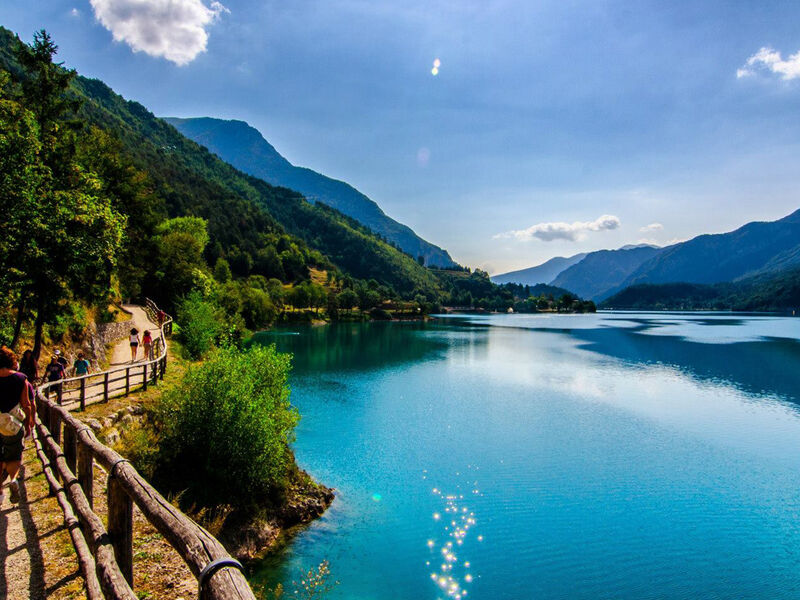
xmin=213 ymin=257 xmax=232 ymax=283
xmin=337 ymin=289 xmax=358 ymax=313
xmin=2 ymin=34 xmax=125 ymax=356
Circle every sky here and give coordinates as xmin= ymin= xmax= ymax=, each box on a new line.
xmin=4 ymin=1 xmax=800 ymax=274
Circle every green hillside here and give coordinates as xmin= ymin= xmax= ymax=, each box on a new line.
xmin=0 ymin=27 xmax=442 ymax=301
xmin=601 ymin=268 xmax=800 ymax=312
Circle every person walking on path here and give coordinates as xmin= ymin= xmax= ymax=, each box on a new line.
xmin=129 ymin=328 xmax=140 ymax=362
xmin=44 ymin=355 xmax=66 ymax=403
xmin=142 ymin=330 xmax=153 ymax=361
xmin=0 ymin=346 xmax=35 ymax=505
xmin=73 ymin=352 xmax=91 ymax=376
xmin=19 ymin=349 xmax=38 ymax=383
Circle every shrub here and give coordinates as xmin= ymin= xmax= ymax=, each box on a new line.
xmin=114 ymin=420 xmax=159 ymax=480
xmin=153 ymin=344 xmax=299 ymax=508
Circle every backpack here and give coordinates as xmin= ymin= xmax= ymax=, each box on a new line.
xmin=0 ymin=403 xmax=25 ymax=436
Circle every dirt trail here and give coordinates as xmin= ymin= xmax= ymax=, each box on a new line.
xmin=109 ymin=305 xmax=161 ymax=367
xmin=0 ymin=304 xmax=163 ymax=599
xmin=0 ymin=443 xmax=85 ymax=600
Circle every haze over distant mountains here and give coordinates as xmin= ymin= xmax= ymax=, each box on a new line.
xmin=493 ymin=209 xmax=800 ymax=304
xmin=491 ymin=254 xmax=587 ymax=286
xmin=164 ymin=117 xmax=457 ymax=268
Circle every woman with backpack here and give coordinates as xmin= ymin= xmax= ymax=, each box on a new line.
xmin=0 ymin=346 xmax=35 ymax=505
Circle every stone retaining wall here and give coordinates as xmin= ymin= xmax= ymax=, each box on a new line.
xmin=84 ymin=308 xmax=134 ymax=367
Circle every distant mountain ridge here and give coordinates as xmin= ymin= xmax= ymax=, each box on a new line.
xmin=620 ymin=209 xmax=800 ymax=289
xmin=551 ymin=246 xmax=663 ymax=301
xmin=491 ymin=253 xmax=587 ymax=286
xmin=164 ymin=117 xmax=457 ymax=268
xmin=495 ymin=210 xmax=800 ymax=302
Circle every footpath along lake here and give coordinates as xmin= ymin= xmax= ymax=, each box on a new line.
xmin=249 ymin=312 xmax=800 ymax=599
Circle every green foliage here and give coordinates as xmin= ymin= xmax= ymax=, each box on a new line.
xmin=213 ymin=257 xmax=232 ymax=283
xmin=153 ymin=344 xmax=300 ymax=508
xmin=115 ymin=420 xmax=159 ymax=480
xmin=176 ymin=291 xmax=222 ymax=359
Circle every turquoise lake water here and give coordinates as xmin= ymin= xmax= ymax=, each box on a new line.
xmin=249 ymin=312 xmax=800 ymax=599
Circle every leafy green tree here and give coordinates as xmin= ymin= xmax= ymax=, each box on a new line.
xmin=1 ymin=35 xmax=125 ymax=356
xmin=0 ymin=73 xmax=42 ymax=345
xmin=176 ymin=291 xmax=221 ymax=359
xmin=213 ymin=257 xmax=232 ymax=283
xmin=288 ymin=284 xmax=310 ymax=309
xmin=337 ymin=288 xmax=358 ymax=313
xmin=154 ymin=217 xmax=210 ymax=307
xmin=240 ymin=286 xmax=276 ymax=329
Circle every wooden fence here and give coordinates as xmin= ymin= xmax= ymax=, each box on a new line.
xmin=33 ymin=300 xmax=256 ymax=600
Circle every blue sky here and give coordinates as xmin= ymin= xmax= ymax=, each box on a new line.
xmin=4 ymin=1 xmax=800 ymax=273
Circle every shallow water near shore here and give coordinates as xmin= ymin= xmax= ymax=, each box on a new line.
xmin=249 ymin=312 xmax=800 ymax=599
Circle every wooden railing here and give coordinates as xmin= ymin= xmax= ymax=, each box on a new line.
xmin=41 ymin=299 xmax=170 ymax=410
xmin=32 ymin=301 xmax=256 ymax=600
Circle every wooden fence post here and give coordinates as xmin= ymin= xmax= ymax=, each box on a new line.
xmin=64 ymin=427 xmax=77 ymax=474
xmin=80 ymin=378 xmax=86 ymax=411
xmin=125 ymin=367 xmax=130 ymax=396
xmin=104 ymin=372 xmax=110 ymax=402
xmin=78 ymin=443 xmax=94 ymax=509
xmin=142 ymin=363 xmax=148 ymax=392
xmin=108 ymin=476 xmax=134 ymax=586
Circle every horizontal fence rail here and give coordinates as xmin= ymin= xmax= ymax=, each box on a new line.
xmin=31 ymin=300 xmax=256 ymax=600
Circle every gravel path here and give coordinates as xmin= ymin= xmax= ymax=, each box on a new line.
xmin=109 ymin=305 xmax=161 ymax=367
xmin=0 ymin=304 xmax=162 ymax=599
xmin=1 ymin=443 xmax=85 ymax=599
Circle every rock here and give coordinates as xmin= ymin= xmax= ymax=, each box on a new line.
xmin=120 ymin=413 xmax=134 ymax=426
xmin=86 ymin=419 xmax=102 ymax=432
xmin=128 ymin=404 xmax=145 ymax=416
xmin=116 ymin=409 xmax=128 ymax=421
xmin=102 ymin=417 xmax=115 ymax=429
xmin=105 ymin=428 xmax=120 ymax=446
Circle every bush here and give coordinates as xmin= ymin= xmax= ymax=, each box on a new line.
xmin=153 ymin=344 xmax=299 ymax=508
xmin=176 ymin=291 xmax=221 ymax=359
xmin=114 ymin=420 xmax=159 ymax=480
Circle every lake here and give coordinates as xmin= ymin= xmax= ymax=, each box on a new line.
xmin=249 ymin=312 xmax=800 ymax=599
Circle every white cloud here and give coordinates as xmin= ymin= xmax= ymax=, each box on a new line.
xmin=70 ymin=8 xmax=81 ymax=17
xmin=495 ymin=214 xmax=620 ymax=242
xmin=90 ymin=0 xmax=229 ymax=66
xmin=639 ymin=222 xmax=663 ymax=232
xmin=737 ymin=46 xmax=800 ymax=80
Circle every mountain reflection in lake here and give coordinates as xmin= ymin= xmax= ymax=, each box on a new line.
xmin=250 ymin=313 xmax=800 ymax=600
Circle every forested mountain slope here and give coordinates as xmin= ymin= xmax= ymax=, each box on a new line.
xmin=620 ymin=209 xmax=800 ymax=288
xmin=550 ymin=246 xmax=663 ymax=301
xmin=165 ymin=117 xmax=458 ymax=268
xmin=0 ymin=26 xmax=442 ymax=301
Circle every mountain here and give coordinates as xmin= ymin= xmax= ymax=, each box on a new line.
xmin=163 ymin=117 xmax=458 ymax=268
xmin=490 ymin=253 xmax=587 ymax=286
xmin=601 ymin=266 xmax=800 ymax=312
xmin=620 ymin=209 xmax=800 ymax=288
xmin=0 ymin=26 xmax=444 ymax=303
xmin=550 ymin=246 xmax=663 ymax=301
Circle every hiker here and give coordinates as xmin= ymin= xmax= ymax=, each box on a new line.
xmin=73 ymin=352 xmax=91 ymax=376
xmin=157 ymin=309 xmax=166 ymax=328
xmin=0 ymin=346 xmax=35 ymax=505
xmin=130 ymin=328 xmax=140 ymax=362
xmin=44 ymin=355 xmax=66 ymax=402
xmin=142 ymin=330 xmax=153 ymax=361
xmin=19 ymin=349 xmax=38 ymax=383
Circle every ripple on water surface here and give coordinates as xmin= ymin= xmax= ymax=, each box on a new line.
xmin=250 ymin=314 xmax=800 ymax=599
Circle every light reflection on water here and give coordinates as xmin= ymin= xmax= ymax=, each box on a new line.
xmin=249 ymin=313 xmax=800 ymax=599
